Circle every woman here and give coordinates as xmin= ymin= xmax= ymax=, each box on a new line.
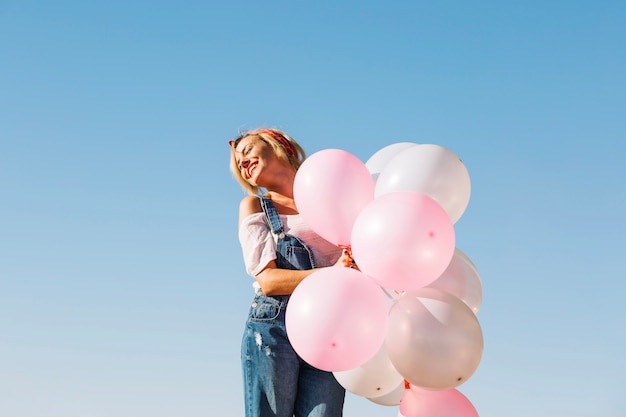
xmin=229 ymin=128 xmax=352 ymax=417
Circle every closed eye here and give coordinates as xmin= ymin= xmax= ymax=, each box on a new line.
xmin=237 ymin=144 xmax=254 ymax=171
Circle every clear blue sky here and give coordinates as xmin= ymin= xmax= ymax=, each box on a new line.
xmin=1 ymin=1 xmax=625 ymax=416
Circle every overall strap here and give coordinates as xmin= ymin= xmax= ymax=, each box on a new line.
xmin=259 ymin=196 xmax=285 ymax=236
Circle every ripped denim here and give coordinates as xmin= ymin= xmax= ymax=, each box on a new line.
xmin=241 ymin=292 xmax=345 ymax=417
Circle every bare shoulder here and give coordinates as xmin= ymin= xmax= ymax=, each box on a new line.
xmin=238 ymin=195 xmax=262 ymax=225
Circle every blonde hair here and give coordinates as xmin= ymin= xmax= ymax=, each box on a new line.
xmin=229 ymin=128 xmax=306 ymax=195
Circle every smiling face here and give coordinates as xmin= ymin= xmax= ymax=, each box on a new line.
xmin=229 ymin=129 xmax=306 ymax=195
xmin=233 ymin=135 xmax=282 ymax=189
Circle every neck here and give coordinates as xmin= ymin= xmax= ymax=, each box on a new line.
xmin=265 ymin=190 xmax=298 ymax=214
xmin=261 ymin=167 xmax=296 ymax=198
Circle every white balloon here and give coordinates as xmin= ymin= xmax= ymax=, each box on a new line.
xmin=365 ymin=142 xmax=417 ymax=182
xmin=375 ymin=144 xmax=471 ymax=223
xmin=385 ymin=288 xmax=483 ymax=390
xmin=367 ymin=379 xmax=406 ymax=406
xmin=333 ymin=343 xmax=404 ymax=398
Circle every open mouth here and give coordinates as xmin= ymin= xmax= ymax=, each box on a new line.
xmin=247 ymin=162 xmax=257 ymax=177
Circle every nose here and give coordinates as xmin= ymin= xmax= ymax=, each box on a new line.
xmin=240 ymin=159 xmax=250 ymax=170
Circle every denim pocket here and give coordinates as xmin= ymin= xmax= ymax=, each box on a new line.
xmin=248 ymin=295 xmax=282 ymax=322
xmin=276 ymin=244 xmax=315 ymax=270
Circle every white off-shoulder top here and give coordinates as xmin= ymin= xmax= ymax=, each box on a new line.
xmin=238 ymin=212 xmax=342 ymax=289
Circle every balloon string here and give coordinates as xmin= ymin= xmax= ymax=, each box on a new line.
xmin=339 ymin=245 xmax=398 ymax=298
xmin=381 ymin=287 xmax=396 ymax=301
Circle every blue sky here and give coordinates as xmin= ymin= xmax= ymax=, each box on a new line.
xmin=1 ymin=1 xmax=625 ymax=416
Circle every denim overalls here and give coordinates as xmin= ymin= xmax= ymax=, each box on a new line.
xmin=241 ymin=196 xmax=345 ymax=417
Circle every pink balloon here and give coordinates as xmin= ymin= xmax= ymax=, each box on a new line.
xmin=294 ymin=149 xmax=375 ymax=247
xmin=400 ymin=386 xmax=479 ymax=417
xmin=423 ymin=248 xmax=483 ymax=314
xmin=286 ymin=267 xmax=388 ymax=372
xmin=351 ymin=192 xmax=456 ymax=291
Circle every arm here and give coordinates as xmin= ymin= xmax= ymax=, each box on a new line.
xmin=254 ymin=260 xmax=315 ymax=295
xmin=255 ymin=251 xmax=354 ymax=296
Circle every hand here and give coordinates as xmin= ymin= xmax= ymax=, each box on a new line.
xmin=335 ymin=248 xmax=360 ymax=270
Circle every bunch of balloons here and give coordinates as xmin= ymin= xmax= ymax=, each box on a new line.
xmin=287 ymin=142 xmax=483 ymax=416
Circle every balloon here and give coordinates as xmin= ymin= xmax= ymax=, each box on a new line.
xmin=400 ymin=386 xmax=479 ymax=417
xmin=351 ymin=191 xmax=456 ymax=291
xmin=365 ymin=142 xmax=417 ymax=183
xmin=294 ymin=149 xmax=374 ymax=247
xmin=422 ymin=248 xmax=483 ymax=314
xmin=286 ymin=267 xmax=388 ymax=372
xmin=333 ymin=343 xmax=404 ymax=398
xmin=367 ymin=380 xmax=406 ymax=406
xmin=385 ymin=288 xmax=483 ymax=390
xmin=375 ymin=144 xmax=471 ymax=224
